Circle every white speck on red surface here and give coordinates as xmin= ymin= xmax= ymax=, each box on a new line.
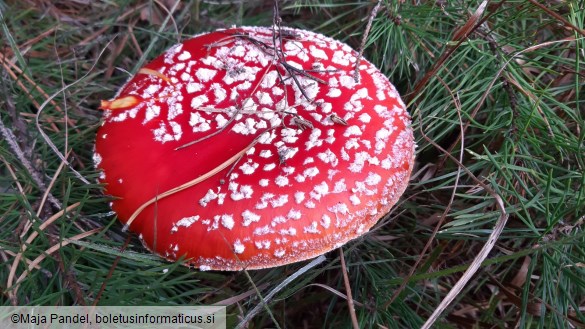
xmin=96 ymin=26 xmax=415 ymax=271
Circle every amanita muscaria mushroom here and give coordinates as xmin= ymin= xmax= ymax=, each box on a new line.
xmin=95 ymin=26 xmax=415 ymax=271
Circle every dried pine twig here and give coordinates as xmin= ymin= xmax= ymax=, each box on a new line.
xmin=418 ymin=125 xmax=509 ymax=329
xmin=0 ymin=115 xmax=62 ymax=210
xmin=6 ymin=203 xmax=81 ymax=303
xmin=339 ymin=247 xmax=360 ymax=329
xmin=124 ymin=140 xmax=258 ymax=230
xmin=354 ymin=0 xmax=381 ymax=83
xmin=407 ymin=0 xmax=500 ymax=103
xmin=236 ymin=255 xmax=327 ymax=329
xmin=12 ymin=228 xmax=101 ymax=296
xmin=385 ymin=78 xmax=465 ymax=309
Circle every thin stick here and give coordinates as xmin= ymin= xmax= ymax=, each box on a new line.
xmin=418 ymin=119 xmax=509 ymax=329
xmin=153 ymin=0 xmax=181 ymax=43
xmin=271 ymin=4 xmax=319 ymax=102
xmin=1 ymin=250 xmax=44 ymax=272
xmin=235 ymin=255 xmax=327 ymax=329
xmin=93 ymin=234 xmax=132 ymax=306
xmin=354 ymin=0 xmax=381 ymax=83
xmin=385 ymin=77 xmax=464 ymax=309
xmin=131 ymin=0 xmax=181 ymax=72
xmin=440 ymin=36 xmax=581 ymax=169
xmin=339 ymin=247 xmax=360 ymax=329
xmin=124 ymin=141 xmax=258 ymax=230
xmin=174 ymin=106 xmax=242 ymax=150
xmin=304 ymin=283 xmax=365 ymax=308
xmin=407 ymin=0 xmax=502 ymax=104
xmin=175 ymin=61 xmax=274 ymax=151
xmin=0 ymin=156 xmax=26 ymax=202
xmin=6 ymin=203 xmax=81 ymax=302
xmin=35 ymin=37 xmax=116 ymax=185
xmin=420 ymin=37 xmax=582 ymax=329
xmin=12 ymin=228 xmax=101 ymax=296
xmin=212 ymin=283 xmax=270 ymax=306
xmin=0 ymin=52 xmax=64 ymax=123
xmin=35 ymin=151 xmax=70 ymax=219
xmin=18 ymin=151 xmax=71 ymax=244
xmin=526 ymin=0 xmax=585 ymax=37
xmin=0 ymin=116 xmax=62 ymax=210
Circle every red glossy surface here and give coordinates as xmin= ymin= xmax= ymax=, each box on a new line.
xmin=95 ymin=27 xmax=415 ymax=270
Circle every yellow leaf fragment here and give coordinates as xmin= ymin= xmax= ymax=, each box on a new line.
xmin=138 ymin=68 xmax=172 ymax=84
xmin=100 ymin=96 xmax=141 ymax=111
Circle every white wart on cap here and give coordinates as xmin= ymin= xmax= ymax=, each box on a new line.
xmin=95 ymin=26 xmax=415 ymax=270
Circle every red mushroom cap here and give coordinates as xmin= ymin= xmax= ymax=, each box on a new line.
xmin=94 ymin=26 xmax=415 ymax=271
